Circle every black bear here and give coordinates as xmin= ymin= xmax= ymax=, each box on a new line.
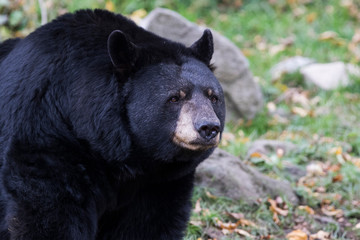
xmin=0 ymin=9 xmax=225 ymax=239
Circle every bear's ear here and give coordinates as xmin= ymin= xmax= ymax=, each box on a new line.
xmin=189 ymin=29 xmax=214 ymax=66
xmin=107 ymin=30 xmax=139 ymax=70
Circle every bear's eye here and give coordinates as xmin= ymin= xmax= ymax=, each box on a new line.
xmin=169 ymin=96 xmax=180 ymax=103
xmin=210 ymin=95 xmax=218 ymax=104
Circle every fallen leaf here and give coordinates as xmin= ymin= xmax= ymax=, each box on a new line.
xmin=250 ymin=152 xmax=263 ymax=158
xmin=327 ymin=164 xmax=341 ymax=172
xmin=105 ymin=1 xmax=115 ymax=11
xmin=234 ymin=228 xmax=254 ymax=238
xmin=269 ymin=44 xmax=286 ymax=56
xmin=277 ymin=148 xmax=285 ymax=158
xmin=332 ymin=174 xmax=343 ymax=183
xmin=194 ymin=198 xmax=202 ymax=213
xmin=190 ymin=220 xmax=204 ymax=227
xmin=329 ymin=147 xmax=342 ymax=155
xmin=319 ymin=31 xmax=347 ymax=45
xmin=268 ymin=198 xmax=289 ymax=216
xmin=214 ymin=217 xmax=238 ymax=230
xmin=309 ymin=230 xmax=331 ymax=240
xmin=267 ymin=102 xmax=277 ymax=113
xmin=354 ymin=222 xmax=360 ymax=229
xmin=306 ymin=162 xmax=325 ymax=176
xmin=292 ymin=106 xmax=308 ymax=117
xmin=129 ymin=9 xmax=147 ymax=24
xmin=321 ymin=205 xmax=343 ymax=217
xmin=298 ymin=205 xmax=315 ymax=215
xmin=319 ymin=31 xmax=338 ymax=40
xmin=237 ymin=218 xmax=258 ymax=228
xmin=206 ymin=191 xmax=217 ymax=199
xmin=286 ymin=229 xmax=308 ymax=240
xmin=306 ymin=12 xmax=317 ymax=23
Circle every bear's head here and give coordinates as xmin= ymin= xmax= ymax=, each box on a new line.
xmin=107 ymin=29 xmax=225 ymax=163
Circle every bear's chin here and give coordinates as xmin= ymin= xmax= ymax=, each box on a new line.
xmin=172 ymin=134 xmax=219 ymax=151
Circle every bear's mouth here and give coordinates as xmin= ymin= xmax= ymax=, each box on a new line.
xmin=173 ymin=134 xmax=219 ymax=151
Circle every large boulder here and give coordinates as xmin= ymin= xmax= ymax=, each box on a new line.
xmin=195 ymin=149 xmax=299 ymax=204
xmin=140 ymin=8 xmax=263 ymax=120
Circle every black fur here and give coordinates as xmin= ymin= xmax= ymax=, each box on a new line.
xmin=0 ymin=9 xmax=225 ymax=239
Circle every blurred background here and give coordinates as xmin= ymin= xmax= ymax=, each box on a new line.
xmin=1 ymin=0 xmax=360 ymax=239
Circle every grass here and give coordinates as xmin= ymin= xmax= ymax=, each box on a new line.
xmin=2 ymin=0 xmax=360 ymax=239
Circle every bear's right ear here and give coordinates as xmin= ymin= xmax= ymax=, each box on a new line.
xmin=107 ymin=30 xmax=139 ymax=70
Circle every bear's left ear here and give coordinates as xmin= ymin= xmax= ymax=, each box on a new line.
xmin=190 ymin=29 xmax=214 ymax=66
xmin=107 ymin=30 xmax=139 ymax=70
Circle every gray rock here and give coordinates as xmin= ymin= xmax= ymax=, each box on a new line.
xmin=300 ymin=62 xmax=351 ymax=90
xmin=246 ymin=139 xmax=297 ymax=159
xmin=270 ymin=56 xmax=316 ymax=80
xmin=140 ymin=8 xmax=263 ymax=120
xmin=195 ymin=148 xmax=299 ymax=204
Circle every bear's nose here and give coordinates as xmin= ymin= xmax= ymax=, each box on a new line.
xmin=197 ymin=122 xmax=220 ymax=141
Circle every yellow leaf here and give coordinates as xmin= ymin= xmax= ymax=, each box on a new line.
xmin=250 ymin=152 xmax=262 ymax=158
xmin=129 ymin=9 xmax=147 ymax=24
xmin=298 ymin=205 xmax=315 ymax=215
xmin=286 ymin=229 xmax=308 ymax=240
xmin=214 ymin=217 xmax=238 ymax=230
xmin=105 ymin=1 xmax=115 ymax=11
xmin=234 ymin=228 xmax=254 ymax=238
xmin=206 ymin=191 xmax=217 ymax=199
xmin=268 ymin=198 xmax=289 ymax=216
xmin=306 ymin=12 xmax=317 ymax=23
xmin=130 ymin=9 xmax=147 ymax=19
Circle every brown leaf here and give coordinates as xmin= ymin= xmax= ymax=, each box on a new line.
xmin=332 ymin=174 xmax=343 ymax=183
xmin=286 ymin=229 xmax=308 ymax=240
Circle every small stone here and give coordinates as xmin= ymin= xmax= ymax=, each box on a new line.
xmin=270 ymin=56 xmax=316 ymax=80
xmin=300 ymin=62 xmax=350 ymax=90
